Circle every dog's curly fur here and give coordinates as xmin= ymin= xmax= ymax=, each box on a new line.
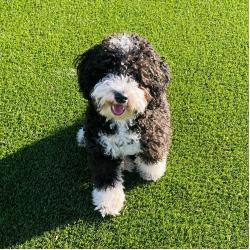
xmin=75 ymin=33 xmax=172 ymax=217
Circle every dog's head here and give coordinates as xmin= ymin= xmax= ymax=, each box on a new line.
xmin=75 ymin=33 xmax=170 ymax=120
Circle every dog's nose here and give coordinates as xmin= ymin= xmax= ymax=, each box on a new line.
xmin=114 ymin=92 xmax=128 ymax=104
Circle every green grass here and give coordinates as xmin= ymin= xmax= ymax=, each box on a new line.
xmin=0 ymin=0 xmax=248 ymax=248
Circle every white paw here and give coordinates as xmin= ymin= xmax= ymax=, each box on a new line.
xmin=76 ymin=127 xmax=86 ymax=147
xmin=92 ymin=182 xmax=125 ymax=217
xmin=135 ymin=157 xmax=166 ymax=181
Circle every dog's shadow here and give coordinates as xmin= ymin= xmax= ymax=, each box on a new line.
xmin=0 ymin=122 xmax=145 ymax=248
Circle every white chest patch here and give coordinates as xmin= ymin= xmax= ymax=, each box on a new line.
xmin=98 ymin=120 xmax=141 ymax=159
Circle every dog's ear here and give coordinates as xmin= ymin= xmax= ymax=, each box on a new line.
xmin=160 ymin=57 xmax=171 ymax=85
xmin=75 ymin=47 xmax=95 ymax=100
xmin=149 ymin=57 xmax=171 ymax=98
xmin=75 ymin=45 xmax=108 ymax=100
xmin=138 ymin=54 xmax=171 ymax=98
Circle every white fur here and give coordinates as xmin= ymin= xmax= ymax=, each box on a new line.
xmin=98 ymin=120 xmax=142 ymax=159
xmin=91 ymin=74 xmax=147 ymax=115
xmin=109 ymin=34 xmax=134 ymax=53
xmin=92 ymin=181 xmax=125 ymax=217
xmin=135 ymin=156 xmax=167 ymax=181
xmin=76 ymin=127 xmax=85 ymax=147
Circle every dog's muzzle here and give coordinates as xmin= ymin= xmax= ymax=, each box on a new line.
xmin=114 ymin=91 xmax=128 ymax=104
xmin=111 ymin=91 xmax=128 ymax=116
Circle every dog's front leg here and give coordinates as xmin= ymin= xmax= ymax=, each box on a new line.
xmin=88 ymin=149 xmax=125 ymax=217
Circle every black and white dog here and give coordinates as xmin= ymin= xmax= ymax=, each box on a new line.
xmin=75 ymin=33 xmax=172 ymax=217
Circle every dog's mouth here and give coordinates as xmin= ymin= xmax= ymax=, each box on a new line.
xmin=111 ymin=104 xmax=125 ymax=116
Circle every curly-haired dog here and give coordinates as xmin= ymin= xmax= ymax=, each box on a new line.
xmin=75 ymin=33 xmax=171 ymax=217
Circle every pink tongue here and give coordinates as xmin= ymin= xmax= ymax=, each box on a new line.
xmin=111 ymin=104 xmax=125 ymax=115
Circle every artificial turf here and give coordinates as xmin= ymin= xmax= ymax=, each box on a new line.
xmin=0 ymin=0 xmax=248 ymax=248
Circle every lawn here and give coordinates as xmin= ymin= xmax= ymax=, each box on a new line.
xmin=0 ymin=0 xmax=248 ymax=248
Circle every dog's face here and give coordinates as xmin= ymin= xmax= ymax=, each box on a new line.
xmin=91 ymin=74 xmax=152 ymax=120
xmin=75 ymin=33 xmax=170 ymax=121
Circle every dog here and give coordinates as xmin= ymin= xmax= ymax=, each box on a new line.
xmin=75 ymin=33 xmax=172 ymax=217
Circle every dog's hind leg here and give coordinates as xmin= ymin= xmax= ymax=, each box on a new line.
xmin=135 ymin=155 xmax=167 ymax=181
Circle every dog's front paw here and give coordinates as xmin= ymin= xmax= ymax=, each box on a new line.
xmin=76 ymin=127 xmax=86 ymax=147
xmin=135 ymin=157 xmax=167 ymax=181
xmin=92 ymin=182 xmax=125 ymax=217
